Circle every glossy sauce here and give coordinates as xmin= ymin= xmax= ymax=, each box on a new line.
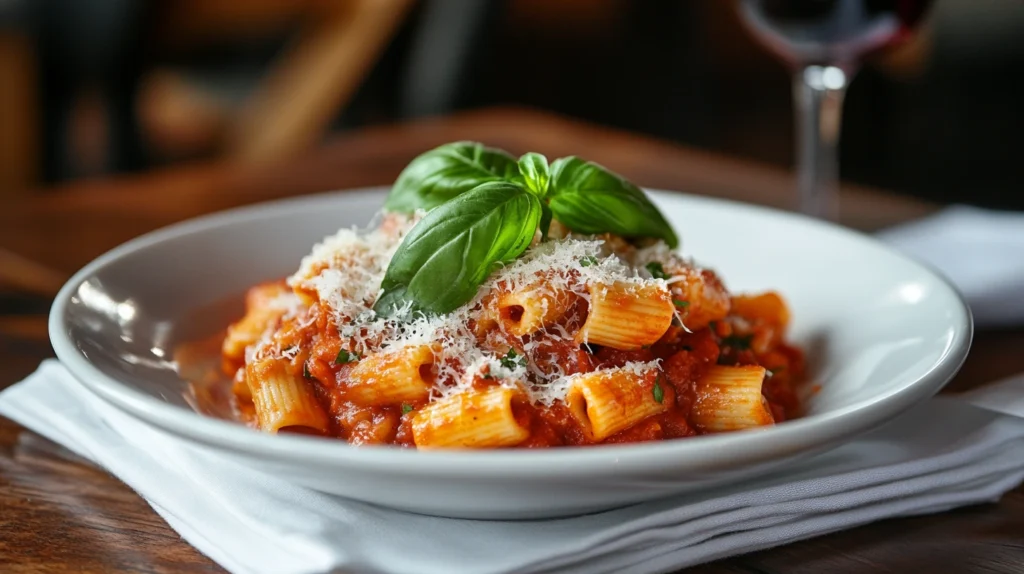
xmin=193 ymin=292 xmax=806 ymax=447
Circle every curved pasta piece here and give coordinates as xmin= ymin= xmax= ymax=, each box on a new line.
xmin=730 ymin=292 xmax=790 ymax=329
xmin=670 ymin=268 xmax=730 ymax=331
xmin=346 ymin=345 xmax=436 ymax=406
xmin=222 ymin=282 xmax=292 ymax=362
xmin=411 ymin=387 xmax=529 ymax=448
xmin=692 ymin=365 xmax=774 ymax=432
xmin=577 ymin=281 xmax=674 ymax=350
xmin=496 ymin=282 xmax=573 ymax=337
xmin=566 ymin=365 xmax=668 ymax=441
xmin=246 ymin=358 xmax=330 ymax=434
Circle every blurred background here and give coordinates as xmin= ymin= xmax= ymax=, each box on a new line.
xmin=0 ymin=0 xmax=1021 ymax=208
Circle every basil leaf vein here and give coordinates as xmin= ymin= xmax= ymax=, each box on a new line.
xmin=517 ymin=152 xmax=550 ymax=197
xmin=375 ymin=181 xmax=541 ymax=316
xmin=385 ymin=142 xmax=521 ymax=212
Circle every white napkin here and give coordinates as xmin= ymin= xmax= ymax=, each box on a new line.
xmin=2 ymin=360 xmax=1023 ymax=574
xmin=878 ymin=205 xmax=1024 ymax=327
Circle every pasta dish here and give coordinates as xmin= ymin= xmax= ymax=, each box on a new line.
xmin=218 ymin=143 xmax=805 ymax=448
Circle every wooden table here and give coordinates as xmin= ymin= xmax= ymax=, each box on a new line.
xmin=1 ymin=107 xmax=1022 ymax=573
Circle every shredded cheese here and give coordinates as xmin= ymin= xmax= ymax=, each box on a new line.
xmin=260 ymin=210 xmax=695 ymax=406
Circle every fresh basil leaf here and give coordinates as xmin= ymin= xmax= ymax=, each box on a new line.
xmin=401 ymin=404 xmax=413 ymax=414
xmin=385 ymin=142 xmax=521 ymax=212
xmin=653 ymin=378 xmax=665 ymax=403
xmin=375 ymin=181 xmax=541 ymax=316
xmin=547 ymin=157 xmax=679 ymax=247
xmin=518 ymin=152 xmax=550 ymax=196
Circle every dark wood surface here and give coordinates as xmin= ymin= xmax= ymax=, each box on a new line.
xmin=1 ymin=107 xmax=1021 ymax=573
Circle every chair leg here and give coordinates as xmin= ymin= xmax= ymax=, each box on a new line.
xmin=229 ymin=0 xmax=416 ymax=163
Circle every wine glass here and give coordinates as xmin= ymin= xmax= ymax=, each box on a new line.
xmin=736 ymin=0 xmax=932 ymax=219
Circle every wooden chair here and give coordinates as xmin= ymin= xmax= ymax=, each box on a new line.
xmin=144 ymin=0 xmax=416 ymax=163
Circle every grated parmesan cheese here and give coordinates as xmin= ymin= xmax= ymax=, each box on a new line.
xmin=260 ymin=210 xmax=697 ymax=406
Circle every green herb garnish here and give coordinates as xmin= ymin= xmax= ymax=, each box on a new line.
xmin=375 ymin=142 xmax=679 ymax=316
xmin=580 ymin=255 xmax=598 ymax=267
xmin=500 ymin=348 xmax=526 ymax=370
xmin=303 ymin=362 xmax=312 ymax=379
xmin=653 ymin=379 xmax=665 ymax=404
xmin=401 ymin=404 xmax=413 ymax=415
xmin=673 ymin=299 xmax=690 ymax=308
xmin=335 ymin=349 xmax=359 ymax=364
xmin=386 ymin=142 xmax=521 ymax=212
xmin=720 ymin=334 xmax=754 ymax=350
xmin=646 ymin=262 xmax=670 ymax=280
xmin=546 ymin=156 xmax=678 ymax=247
xmin=375 ymin=182 xmax=541 ymax=317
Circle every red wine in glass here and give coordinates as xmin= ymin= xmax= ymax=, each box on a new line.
xmin=736 ymin=0 xmax=933 ymax=218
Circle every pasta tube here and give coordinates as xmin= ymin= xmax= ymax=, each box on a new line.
xmin=346 ymin=345 xmax=436 ymax=406
xmin=411 ymin=387 xmax=529 ymax=448
xmin=577 ymin=281 xmax=674 ymax=350
xmin=566 ymin=365 xmax=668 ymax=441
xmin=247 ymin=358 xmax=329 ymax=434
xmin=692 ymin=365 xmax=774 ymax=432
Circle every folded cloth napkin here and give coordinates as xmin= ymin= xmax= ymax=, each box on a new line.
xmin=878 ymin=205 xmax=1024 ymax=327
xmin=1 ymin=360 xmax=1023 ymax=574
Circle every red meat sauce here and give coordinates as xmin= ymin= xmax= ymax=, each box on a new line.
xmin=225 ymin=294 xmax=805 ymax=448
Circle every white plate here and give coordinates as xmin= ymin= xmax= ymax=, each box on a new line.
xmin=50 ymin=188 xmax=972 ymax=519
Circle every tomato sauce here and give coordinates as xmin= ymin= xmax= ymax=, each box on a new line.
xmin=204 ymin=287 xmax=806 ymax=448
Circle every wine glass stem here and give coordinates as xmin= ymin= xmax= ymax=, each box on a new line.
xmin=793 ymin=65 xmax=848 ymax=220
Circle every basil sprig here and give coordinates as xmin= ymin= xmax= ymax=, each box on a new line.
xmin=376 ymin=142 xmax=679 ymax=316
xmin=375 ymin=182 xmax=541 ymax=316
xmin=386 ymin=142 xmax=521 ymax=212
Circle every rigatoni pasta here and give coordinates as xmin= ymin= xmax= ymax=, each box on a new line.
xmin=692 ymin=365 xmax=774 ymax=432
xmin=495 ymin=280 xmax=573 ymax=337
xmin=411 ymin=387 xmax=530 ymax=448
xmin=566 ymin=365 xmax=669 ymax=441
xmin=346 ymin=345 xmax=436 ymax=406
xmin=577 ymin=281 xmax=675 ymax=350
xmin=212 ymin=147 xmax=807 ymax=449
xmin=246 ymin=358 xmax=330 ymax=435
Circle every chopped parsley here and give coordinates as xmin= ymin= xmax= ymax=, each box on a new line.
xmin=645 ymin=261 xmax=670 ymax=280
xmin=580 ymin=255 xmax=598 ymax=267
xmin=335 ymin=349 xmax=359 ymax=364
xmin=673 ymin=299 xmax=690 ymax=308
xmin=720 ymin=333 xmax=754 ymax=350
xmin=653 ymin=379 xmax=665 ymax=404
xmin=500 ymin=348 xmax=526 ymax=370
xmin=303 ymin=362 xmax=313 ymax=379
xmin=401 ymin=403 xmax=413 ymax=415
